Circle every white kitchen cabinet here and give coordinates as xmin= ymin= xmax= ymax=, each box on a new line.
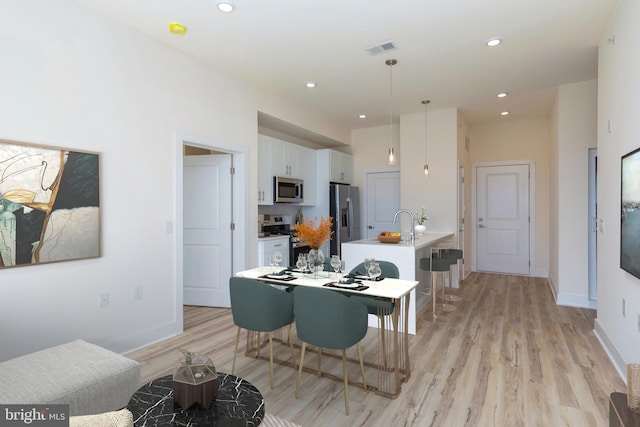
xmin=316 ymin=149 xmax=354 ymax=184
xmin=271 ymin=138 xmax=300 ymax=177
xmin=258 ymin=135 xmax=273 ymax=205
xmin=258 ymin=134 xmax=317 ymax=206
xmin=330 ymin=150 xmax=354 ymax=184
xmin=258 ymin=236 xmax=290 ymax=268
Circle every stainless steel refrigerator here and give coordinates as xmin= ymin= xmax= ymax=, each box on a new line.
xmin=330 ymin=183 xmax=361 ymax=256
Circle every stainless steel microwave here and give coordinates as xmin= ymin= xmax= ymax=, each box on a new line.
xmin=274 ymin=176 xmax=304 ymax=203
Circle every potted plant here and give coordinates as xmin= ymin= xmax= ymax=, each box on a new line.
xmin=414 ymin=207 xmax=430 ymax=235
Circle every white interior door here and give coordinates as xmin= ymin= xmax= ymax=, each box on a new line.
xmin=476 ymin=164 xmax=530 ymax=275
xmin=366 ymin=171 xmax=400 ymax=238
xmin=183 ymin=154 xmax=232 ymax=307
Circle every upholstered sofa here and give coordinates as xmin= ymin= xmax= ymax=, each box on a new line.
xmin=0 ymin=339 xmax=140 ymax=416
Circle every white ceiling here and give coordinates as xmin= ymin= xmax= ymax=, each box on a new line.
xmin=76 ymin=0 xmax=619 ymax=138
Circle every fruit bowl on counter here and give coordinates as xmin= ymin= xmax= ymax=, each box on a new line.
xmin=377 ymin=231 xmax=401 ymax=243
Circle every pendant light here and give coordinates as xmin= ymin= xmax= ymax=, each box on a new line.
xmin=422 ymin=99 xmax=431 ymax=176
xmin=386 ymin=59 xmax=397 ymax=165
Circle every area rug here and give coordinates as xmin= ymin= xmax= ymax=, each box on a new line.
xmin=262 ymin=413 xmax=302 ymax=427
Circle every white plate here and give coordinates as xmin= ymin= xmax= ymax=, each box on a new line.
xmin=266 ymin=274 xmax=294 ymax=279
xmin=335 ymin=282 xmax=360 ymax=288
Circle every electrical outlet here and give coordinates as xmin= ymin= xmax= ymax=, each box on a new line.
xmin=623 ymin=299 xmax=626 ymax=316
xmin=99 ymin=292 xmax=109 ymax=308
xmin=133 ymin=286 xmax=142 ymax=301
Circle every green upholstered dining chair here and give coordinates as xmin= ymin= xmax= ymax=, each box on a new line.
xmin=293 ymin=286 xmax=368 ymax=415
xmin=229 ymin=277 xmax=295 ymax=389
xmin=348 ymin=260 xmax=399 ymax=366
xmin=348 ymin=261 xmax=400 ymax=314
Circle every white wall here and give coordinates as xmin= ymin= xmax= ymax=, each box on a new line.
xmin=399 ymin=108 xmax=459 ymax=234
xmin=551 ymin=80 xmax=598 ymax=308
xmin=351 ymin=109 xmax=459 ymax=236
xmin=0 ymin=0 xmax=349 ymax=361
xmin=595 ymin=0 xmax=640 ymax=377
xmin=351 ymin=124 xmax=400 ymax=190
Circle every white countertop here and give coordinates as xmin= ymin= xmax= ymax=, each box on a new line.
xmin=344 ymin=232 xmax=454 ymax=250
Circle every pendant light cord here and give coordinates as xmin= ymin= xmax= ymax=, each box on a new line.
xmin=422 ymin=99 xmax=430 ymax=176
xmin=386 ymin=59 xmax=397 ymax=165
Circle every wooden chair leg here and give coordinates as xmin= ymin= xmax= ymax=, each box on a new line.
xmin=357 ymin=342 xmax=366 ymax=390
xmin=317 ymin=347 xmax=323 ymax=376
xmin=256 ymin=332 xmax=261 ymax=359
xmin=268 ymin=331 xmax=274 ymax=389
xmin=232 ymin=326 xmax=241 ymax=374
xmin=342 ymin=349 xmax=349 ymax=416
xmin=287 ymin=324 xmax=295 ymax=363
xmin=295 ymin=342 xmax=307 ymax=399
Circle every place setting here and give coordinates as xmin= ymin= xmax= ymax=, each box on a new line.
xmin=323 ymin=255 xmax=371 ymax=291
xmin=259 ymin=251 xmax=297 ymax=281
xmin=344 ymin=258 xmax=385 ymax=282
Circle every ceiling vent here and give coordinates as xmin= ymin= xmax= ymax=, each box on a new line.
xmin=365 ymin=40 xmax=397 ymax=55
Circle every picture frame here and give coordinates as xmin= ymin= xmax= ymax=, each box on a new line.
xmin=0 ymin=139 xmax=100 ymax=268
xmin=621 ymin=147 xmax=640 ymax=279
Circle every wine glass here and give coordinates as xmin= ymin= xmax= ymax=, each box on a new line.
xmin=367 ymin=261 xmax=382 ymax=281
xmin=339 ymin=260 xmax=346 ymax=281
xmin=363 ymin=258 xmax=374 ymax=277
xmin=296 ymin=253 xmax=307 ymax=271
xmin=330 ymin=255 xmax=341 ymax=278
xmin=307 ymin=255 xmax=317 ymax=277
xmin=272 ymin=251 xmax=283 ymax=272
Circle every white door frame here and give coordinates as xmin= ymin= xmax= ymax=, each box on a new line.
xmin=588 ymin=148 xmax=597 ymax=301
xmin=471 ymin=160 xmax=536 ymax=276
xmin=363 ymin=168 xmax=400 ymax=239
xmin=174 ymin=131 xmax=248 ymax=329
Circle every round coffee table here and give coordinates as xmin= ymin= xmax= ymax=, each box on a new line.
xmin=127 ymin=372 xmax=265 ymax=426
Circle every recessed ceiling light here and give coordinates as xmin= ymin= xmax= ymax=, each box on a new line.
xmin=169 ymin=22 xmax=187 ymax=35
xmin=500 ymin=111 xmax=510 ymax=116
xmin=359 ymin=114 xmax=367 ymax=119
xmin=497 ymin=92 xmax=508 ymax=98
xmin=217 ymin=1 xmax=235 ymax=13
xmin=486 ymin=38 xmax=502 ymax=47
xmin=305 ymin=82 xmax=316 ymax=88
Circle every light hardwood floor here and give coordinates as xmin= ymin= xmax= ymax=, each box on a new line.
xmin=126 ymin=273 xmax=625 ymax=426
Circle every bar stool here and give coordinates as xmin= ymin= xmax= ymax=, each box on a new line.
xmin=440 ymin=248 xmax=464 ymax=302
xmin=419 ymin=251 xmax=455 ymax=320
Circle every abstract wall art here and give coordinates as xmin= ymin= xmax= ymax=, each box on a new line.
xmin=0 ymin=139 xmax=100 ymax=268
xmin=621 ymin=147 xmax=640 ymax=279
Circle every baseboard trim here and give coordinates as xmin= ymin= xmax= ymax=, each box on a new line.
xmin=104 ymin=321 xmax=183 ymax=356
xmin=555 ymin=292 xmax=597 ymax=309
xmin=594 ymin=318 xmax=627 ymax=384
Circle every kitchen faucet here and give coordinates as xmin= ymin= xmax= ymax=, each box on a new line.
xmin=393 ymin=209 xmax=415 ymax=244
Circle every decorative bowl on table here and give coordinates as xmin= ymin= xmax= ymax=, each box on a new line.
xmin=377 ymin=232 xmax=401 ymax=243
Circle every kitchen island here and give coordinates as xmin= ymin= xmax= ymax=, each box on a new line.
xmin=341 ymin=232 xmax=455 ymax=334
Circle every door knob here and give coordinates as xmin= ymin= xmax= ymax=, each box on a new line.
xmin=478 ymin=224 xmax=486 ymax=228
xmin=368 ymin=225 xmax=374 ymax=229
